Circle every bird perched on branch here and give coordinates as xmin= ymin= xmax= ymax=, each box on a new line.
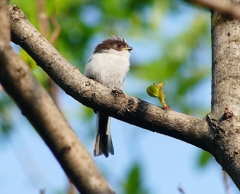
xmin=84 ymin=35 xmax=133 ymax=157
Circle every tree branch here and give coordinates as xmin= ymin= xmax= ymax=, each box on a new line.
xmin=191 ymin=0 xmax=240 ymax=19
xmin=209 ymin=0 xmax=240 ymax=189
xmin=9 ymin=6 xmax=212 ymax=152
xmin=0 ymin=3 xmax=114 ymax=194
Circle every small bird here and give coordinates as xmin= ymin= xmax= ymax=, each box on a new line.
xmin=84 ymin=35 xmax=133 ymax=157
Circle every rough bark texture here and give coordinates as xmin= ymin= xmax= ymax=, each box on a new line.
xmin=210 ymin=0 xmax=240 ymax=188
xmin=0 ymin=3 xmax=114 ymax=194
xmin=4 ymin=1 xmax=240 ymax=192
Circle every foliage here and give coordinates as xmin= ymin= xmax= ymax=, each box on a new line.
xmin=146 ymin=82 xmax=169 ymax=109
xmin=123 ymin=163 xmax=148 ymax=194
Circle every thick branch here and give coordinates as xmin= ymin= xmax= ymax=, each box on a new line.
xmin=210 ymin=1 xmax=240 ymax=189
xmin=0 ymin=3 xmax=114 ymax=194
xmin=9 ymin=6 xmax=211 ymax=151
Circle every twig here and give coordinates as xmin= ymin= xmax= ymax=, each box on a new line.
xmin=40 ymin=188 xmax=46 ymax=194
xmin=49 ymin=0 xmax=61 ymax=45
xmin=36 ymin=0 xmax=49 ymax=37
xmin=223 ymin=171 xmax=231 ymax=194
xmin=178 ymin=185 xmax=186 ymax=194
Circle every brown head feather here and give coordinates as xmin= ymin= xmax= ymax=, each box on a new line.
xmin=94 ymin=36 xmax=132 ymax=53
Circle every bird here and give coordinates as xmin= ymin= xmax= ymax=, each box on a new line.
xmin=84 ymin=35 xmax=133 ymax=157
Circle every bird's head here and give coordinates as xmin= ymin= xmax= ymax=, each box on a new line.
xmin=94 ymin=36 xmax=133 ymax=54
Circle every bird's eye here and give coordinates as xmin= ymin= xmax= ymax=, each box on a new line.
xmin=116 ymin=43 xmax=122 ymax=48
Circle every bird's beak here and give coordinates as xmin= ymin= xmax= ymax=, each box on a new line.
xmin=124 ymin=46 xmax=133 ymax=51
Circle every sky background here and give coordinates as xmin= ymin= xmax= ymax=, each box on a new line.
xmin=0 ymin=1 xmax=239 ymax=194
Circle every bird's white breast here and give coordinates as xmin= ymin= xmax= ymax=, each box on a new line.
xmin=84 ymin=49 xmax=130 ymax=88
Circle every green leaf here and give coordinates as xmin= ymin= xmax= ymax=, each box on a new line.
xmin=198 ymin=151 xmax=213 ymax=167
xmin=124 ymin=164 xmax=149 ymax=194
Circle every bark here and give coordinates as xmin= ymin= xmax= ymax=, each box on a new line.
xmin=4 ymin=1 xmax=240 ymax=192
xmin=210 ymin=0 xmax=240 ymax=188
xmin=0 ymin=2 xmax=114 ymax=194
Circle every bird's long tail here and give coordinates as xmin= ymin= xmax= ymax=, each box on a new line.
xmin=94 ymin=112 xmax=114 ymax=157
